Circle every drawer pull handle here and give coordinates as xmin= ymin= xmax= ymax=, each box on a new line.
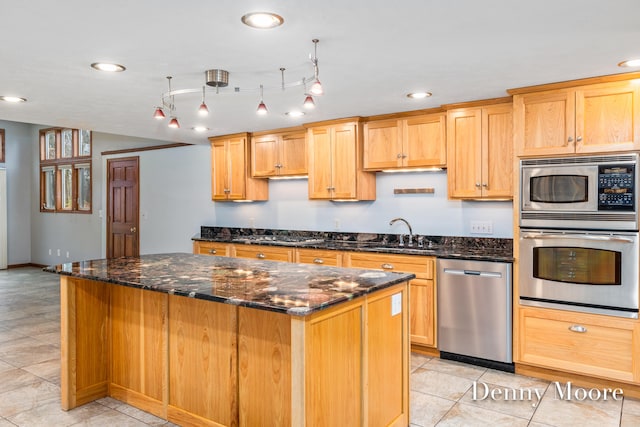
xmin=256 ymin=253 xmax=266 ymax=259
xmin=208 ymin=249 xmax=217 ymax=254
xmin=381 ymin=263 xmax=394 ymax=270
xmin=569 ymin=325 xmax=587 ymax=333
xmin=313 ymin=258 xmax=324 ymax=264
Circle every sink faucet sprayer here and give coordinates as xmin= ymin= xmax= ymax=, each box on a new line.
xmin=389 ymin=217 xmax=413 ymax=247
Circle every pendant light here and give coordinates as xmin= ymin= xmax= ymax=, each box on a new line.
xmin=256 ymin=84 xmax=268 ymax=115
xmin=165 ymin=76 xmax=180 ymax=128
xmin=309 ymin=39 xmax=323 ymax=96
xmin=153 ymin=107 xmax=166 ymax=119
xmin=198 ymin=86 xmax=209 ymax=116
xmin=302 ymin=77 xmax=315 ymax=109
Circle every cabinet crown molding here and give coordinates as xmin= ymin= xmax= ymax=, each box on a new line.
xmin=442 ymin=96 xmax=512 ymax=110
xmin=507 ymin=71 xmax=640 ymax=95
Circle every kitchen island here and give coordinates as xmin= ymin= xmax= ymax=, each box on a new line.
xmin=47 ymin=253 xmax=414 ymax=427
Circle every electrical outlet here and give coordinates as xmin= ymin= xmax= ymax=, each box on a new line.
xmin=334 ymin=218 xmax=341 ymax=230
xmin=56 ymin=249 xmax=61 ymax=256
xmin=249 ymin=217 xmax=255 ymax=228
xmin=48 ymin=249 xmax=52 ymax=255
xmin=66 ymin=251 xmax=70 ymax=258
xmin=470 ymin=220 xmax=493 ymax=234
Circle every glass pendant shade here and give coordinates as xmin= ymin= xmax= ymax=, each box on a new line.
xmin=256 ymin=101 xmax=268 ymax=115
xmin=310 ymin=79 xmax=323 ymax=95
xmin=198 ymin=102 xmax=209 ymax=116
xmin=153 ymin=107 xmax=166 ymax=119
xmin=168 ymin=117 xmax=180 ymax=128
xmin=303 ymin=95 xmax=315 ymax=109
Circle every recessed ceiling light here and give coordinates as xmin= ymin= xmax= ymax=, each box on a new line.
xmin=406 ymin=91 xmax=432 ymax=99
xmin=285 ymin=111 xmax=305 ymax=117
xmin=192 ymin=126 xmax=210 ymax=132
xmin=0 ymin=96 xmax=27 ymax=103
xmin=618 ymin=59 xmax=640 ymax=68
xmin=241 ymin=12 xmax=284 ymax=29
xmin=91 ymin=62 xmax=126 ymax=72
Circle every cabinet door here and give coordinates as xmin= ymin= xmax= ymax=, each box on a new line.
xmin=514 ymin=89 xmax=575 ymax=156
xmin=233 ymin=245 xmax=293 ymax=262
xmin=295 ymin=248 xmax=342 ymax=266
xmin=307 ymin=127 xmax=334 ymax=199
xmin=363 ymin=119 xmax=402 ymax=170
xmin=575 ymin=81 xmax=640 ymax=153
xmin=331 ymin=124 xmax=358 ymax=199
xmin=227 ymin=136 xmax=247 ymax=200
xmin=211 ymin=141 xmax=230 ymax=200
xmin=447 ymin=108 xmax=482 ymax=198
xmin=482 ymin=104 xmax=513 ymax=198
xmin=194 ymin=241 xmax=229 ymax=257
xmin=410 ymin=278 xmax=435 ymax=347
xmin=251 ymin=135 xmax=279 ymax=177
xmin=403 ymin=113 xmax=447 ymax=167
xmin=279 ymin=132 xmax=307 ymax=176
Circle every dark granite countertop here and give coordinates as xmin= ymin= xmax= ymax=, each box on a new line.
xmin=45 ymin=253 xmax=414 ymax=316
xmin=193 ymin=227 xmax=514 ymax=263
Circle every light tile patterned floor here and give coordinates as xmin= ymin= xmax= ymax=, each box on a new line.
xmin=0 ymin=267 xmax=638 ymax=426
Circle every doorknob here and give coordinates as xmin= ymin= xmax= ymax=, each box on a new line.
xmin=130 ymin=227 xmax=137 ymax=233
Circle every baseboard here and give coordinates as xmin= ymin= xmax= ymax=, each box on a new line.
xmin=7 ymin=263 xmax=47 ymax=269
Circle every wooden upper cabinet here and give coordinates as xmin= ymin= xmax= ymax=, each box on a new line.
xmin=209 ymin=133 xmax=268 ymax=201
xmin=251 ymin=128 xmax=307 ymax=177
xmin=446 ymin=101 xmax=513 ymax=199
xmin=363 ymin=112 xmax=446 ymax=170
xmin=306 ymin=119 xmax=376 ymax=200
xmin=512 ymin=79 xmax=640 ymax=156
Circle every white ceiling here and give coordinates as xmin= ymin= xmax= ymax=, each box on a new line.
xmin=1 ymin=0 xmax=639 ymax=145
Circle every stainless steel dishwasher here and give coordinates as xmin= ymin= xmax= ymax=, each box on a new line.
xmin=437 ymin=258 xmax=513 ymax=371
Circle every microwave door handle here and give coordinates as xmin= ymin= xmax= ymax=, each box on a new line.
xmin=521 ymin=233 xmax=635 ymax=244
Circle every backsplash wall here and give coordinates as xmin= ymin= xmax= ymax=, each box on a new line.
xmin=212 ymin=171 xmax=514 ymax=238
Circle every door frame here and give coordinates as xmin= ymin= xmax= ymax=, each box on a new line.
xmin=106 ymin=156 xmax=140 ymax=258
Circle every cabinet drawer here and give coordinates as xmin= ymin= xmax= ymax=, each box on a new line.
xmin=194 ymin=241 xmax=229 ymax=257
xmin=233 ymin=245 xmax=293 ymax=262
xmin=519 ymin=307 xmax=639 ymax=382
xmin=346 ymin=252 xmax=434 ymax=279
xmin=295 ymin=249 xmax=342 ymax=267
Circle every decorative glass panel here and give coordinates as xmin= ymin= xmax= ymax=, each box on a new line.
xmin=79 ymin=129 xmax=91 ymax=156
xmin=61 ymin=129 xmax=73 ymax=158
xmin=76 ymin=164 xmax=91 ymax=210
xmin=46 ymin=131 xmax=56 ymax=159
xmin=43 ymin=167 xmax=56 ymax=210
xmin=60 ymin=166 xmax=73 ymax=210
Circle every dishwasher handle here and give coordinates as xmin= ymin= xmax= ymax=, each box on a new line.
xmin=442 ymin=268 xmax=503 ymax=278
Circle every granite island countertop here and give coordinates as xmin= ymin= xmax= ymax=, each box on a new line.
xmin=193 ymin=226 xmax=514 ymax=262
xmin=45 ymin=253 xmax=414 ymax=316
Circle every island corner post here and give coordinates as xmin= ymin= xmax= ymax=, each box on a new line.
xmin=56 ymin=255 xmax=411 ymax=427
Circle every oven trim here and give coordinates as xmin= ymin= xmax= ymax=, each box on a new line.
xmin=519 ymin=296 xmax=639 ymax=319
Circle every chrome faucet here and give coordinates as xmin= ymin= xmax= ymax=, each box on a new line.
xmin=389 ymin=217 xmax=413 ymax=247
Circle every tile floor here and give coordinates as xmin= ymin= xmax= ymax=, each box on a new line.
xmin=0 ymin=267 xmax=638 ymax=426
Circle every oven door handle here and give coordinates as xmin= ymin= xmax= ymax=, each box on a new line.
xmin=521 ymin=232 xmax=635 ymax=244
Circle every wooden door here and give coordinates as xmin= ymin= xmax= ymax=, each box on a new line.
xmin=482 ymin=104 xmax=513 ymax=198
xmin=447 ymin=108 xmax=482 ymax=198
xmin=331 ymin=124 xmax=357 ymax=199
xmin=107 ymin=157 xmax=139 ymax=258
xmin=575 ymin=81 xmax=640 ymax=153
xmin=307 ymin=127 xmax=333 ymax=199
xmin=227 ymin=136 xmax=247 ymax=200
xmin=513 ymin=89 xmax=575 ymax=156
xmin=279 ymin=132 xmax=307 ymax=176
xmin=403 ymin=113 xmax=447 ymax=167
xmin=251 ymin=134 xmax=279 ymax=177
xmin=363 ymin=119 xmax=402 ymax=170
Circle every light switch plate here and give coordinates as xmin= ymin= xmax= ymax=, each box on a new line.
xmin=391 ymin=293 xmax=402 ymax=316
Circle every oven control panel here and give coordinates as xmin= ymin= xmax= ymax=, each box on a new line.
xmin=598 ymin=164 xmax=635 ymax=211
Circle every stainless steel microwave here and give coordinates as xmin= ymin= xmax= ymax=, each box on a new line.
xmin=520 ymin=153 xmax=639 ymax=231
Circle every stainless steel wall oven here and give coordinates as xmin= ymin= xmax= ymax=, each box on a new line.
xmin=519 ymin=153 xmax=639 ymax=319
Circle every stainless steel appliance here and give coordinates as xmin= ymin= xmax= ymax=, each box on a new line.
xmin=437 ymin=259 xmax=513 ymax=370
xmin=519 ymin=229 xmax=639 ymax=318
xmin=520 ymin=153 xmax=639 ymax=230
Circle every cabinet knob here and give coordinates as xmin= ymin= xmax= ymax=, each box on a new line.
xmin=576 ymin=136 xmax=583 ymax=142
xmin=130 ymin=227 xmax=137 ymax=233
xmin=208 ymin=249 xmax=217 ymax=254
xmin=568 ymin=136 xmax=574 ymax=143
xmin=256 ymin=253 xmax=266 ymax=259
xmin=475 ymin=182 xmax=481 ymax=187
xmin=313 ymin=258 xmax=324 ymax=264
xmin=396 ymin=153 xmax=403 ymax=159
xmin=482 ymin=183 xmax=488 ymax=188
xmin=381 ymin=263 xmax=394 ymax=270
xmin=402 ymin=154 xmax=408 ymax=159
xmin=568 ymin=324 xmax=587 ymax=333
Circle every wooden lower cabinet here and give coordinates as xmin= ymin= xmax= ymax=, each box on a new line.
xmin=233 ymin=244 xmax=294 ymax=262
xmin=193 ymin=240 xmax=230 ymax=257
xmin=518 ymin=306 xmax=640 ymax=383
xmin=295 ymin=248 xmax=342 ymax=266
xmin=346 ymin=252 xmax=437 ymax=348
xmin=61 ymin=276 xmax=409 ymax=426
